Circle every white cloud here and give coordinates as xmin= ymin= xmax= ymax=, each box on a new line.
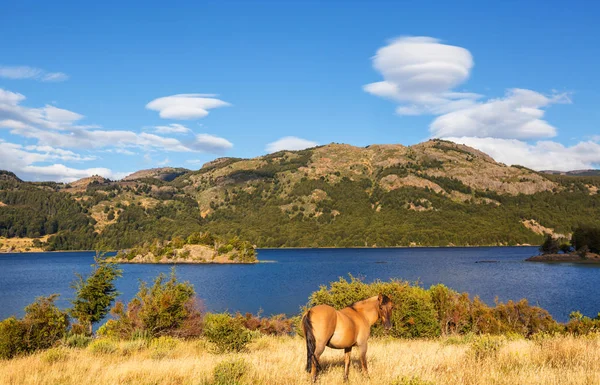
xmin=154 ymin=123 xmax=191 ymax=134
xmin=0 ymin=65 xmax=69 ymax=82
xmin=0 ymin=89 xmax=26 ymax=104
xmin=0 ymin=140 xmax=122 ymax=182
xmin=0 ymin=87 xmax=234 ymax=154
xmin=430 ymin=89 xmax=570 ymax=139
xmin=146 ymin=94 xmax=230 ymax=120
xmin=364 ymin=36 xmax=479 ymax=115
xmin=266 ymin=136 xmax=318 ymax=153
xmin=189 ymin=134 xmax=233 ymax=153
xmin=444 ymin=136 xmax=600 ymax=171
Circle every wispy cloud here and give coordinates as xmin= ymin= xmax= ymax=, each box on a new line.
xmin=0 ymin=87 xmax=234 ymax=154
xmin=154 ymin=123 xmax=191 ymax=134
xmin=266 ymin=136 xmax=318 ymax=153
xmin=0 ymin=65 xmax=69 ymax=82
xmin=146 ymin=94 xmax=230 ymax=120
xmin=0 ymin=139 xmax=124 ymax=182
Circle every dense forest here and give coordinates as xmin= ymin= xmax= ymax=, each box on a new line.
xmin=1 ymin=140 xmax=599 ymax=251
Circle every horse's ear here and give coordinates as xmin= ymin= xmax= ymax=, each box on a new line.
xmin=378 ymin=293 xmax=383 ymax=304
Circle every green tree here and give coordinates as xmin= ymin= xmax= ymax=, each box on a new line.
xmin=539 ymin=234 xmax=559 ymax=255
xmin=70 ymin=253 xmax=122 ymax=335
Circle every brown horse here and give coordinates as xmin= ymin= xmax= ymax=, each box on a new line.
xmin=302 ymin=294 xmax=393 ymax=382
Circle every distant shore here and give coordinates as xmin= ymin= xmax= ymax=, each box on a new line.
xmin=1 ymin=243 xmax=539 ymax=254
xmin=526 ymin=252 xmax=600 ymax=264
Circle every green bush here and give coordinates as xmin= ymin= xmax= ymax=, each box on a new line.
xmin=565 ymin=311 xmax=600 ymax=335
xmin=22 ymin=294 xmax=70 ymax=351
xmin=0 ymin=317 xmax=25 ymax=359
xmin=100 ymin=269 xmax=203 ymax=339
xmin=41 ymin=347 xmax=69 ymax=363
xmin=203 ymin=313 xmax=253 ymax=353
xmin=306 ymin=276 xmax=558 ymax=339
xmin=88 ymin=339 xmax=118 ymax=355
xmin=121 ymin=339 xmax=147 ymax=356
xmin=0 ymin=295 xmax=69 ymax=359
xmin=469 ymin=335 xmax=504 ymax=360
xmin=149 ymin=336 xmax=179 ymax=359
xmin=212 ymin=358 xmax=248 ymax=385
xmin=64 ymin=333 xmax=92 ymax=348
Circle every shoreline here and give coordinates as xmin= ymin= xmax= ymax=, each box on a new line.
xmin=526 ymin=252 xmax=600 ymax=264
xmin=1 ymin=244 xmax=540 ymax=254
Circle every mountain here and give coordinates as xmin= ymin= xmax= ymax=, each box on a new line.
xmin=122 ymin=167 xmax=189 ymax=182
xmin=1 ymin=139 xmax=599 ymax=250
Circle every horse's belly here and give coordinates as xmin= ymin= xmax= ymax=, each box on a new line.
xmin=327 ymin=330 xmax=356 ymax=349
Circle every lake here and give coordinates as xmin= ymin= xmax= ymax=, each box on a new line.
xmin=0 ymin=247 xmax=598 ymax=322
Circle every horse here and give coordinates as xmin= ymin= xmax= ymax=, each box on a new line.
xmin=302 ymin=294 xmax=393 ymax=382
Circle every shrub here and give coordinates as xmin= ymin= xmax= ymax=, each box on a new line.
xmin=100 ymin=269 xmax=203 ymax=339
xmin=306 ymin=276 xmax=558 ymax=339
xmin=469 ymin=335 xmax=504 ymax=360
xmin=121 ymin=339 xmax=147 ymax=356
xmin=64 ymin=333 xmax=92 ymax=348
xmin=203 ymin=313 xmax=253 ymax=353
xmin=88 ymin=339 xmax=118 ymax=355
xmin=429 ymin=284 xmax=471 ymax=335
xmin=212 ymin=358 xmax=248 ymax=385
xmin=0 ymin=317 xmax=25 ymax=359
xmin=235 ymin=313 xmax=293 ymax=336
xmin=41 ymin=347 xmax=69 ymax=364
xmin=149 ymin=336 xmax=179 ymax=359
xmin=565 ymin=311 xmax=600 ymax=335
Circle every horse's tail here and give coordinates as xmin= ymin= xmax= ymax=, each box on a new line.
xmin=302 ymin=310 xmax=319 ymax=373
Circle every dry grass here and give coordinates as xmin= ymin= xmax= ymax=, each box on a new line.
xmin=0 ymin=236 xmax=48 ymax=253
xmin=1 ymin=334 xmax=600 ymax=385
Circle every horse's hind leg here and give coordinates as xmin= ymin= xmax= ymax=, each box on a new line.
xmin=343 ymin=347 xmax=352 ymax=382
xmin=311 ymin=342 xmax=326 ymax=383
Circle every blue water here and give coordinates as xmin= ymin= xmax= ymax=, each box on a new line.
xmin=0 ymin=247 xmax=598 ymax=322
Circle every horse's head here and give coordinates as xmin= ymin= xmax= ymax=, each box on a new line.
xmin=377 ymin=294 xmax=393 ymax=330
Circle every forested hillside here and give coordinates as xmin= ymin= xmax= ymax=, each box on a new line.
xmin=1 ymin=140 xmax=599 ymax=250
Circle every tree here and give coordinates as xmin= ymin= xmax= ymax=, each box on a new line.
xmin=539 ymin=234 xmax=559 ymax=255
xmin=70 ymin=253 xmax=122 ymax=335
xmin=572 ymin=226 xmax=600 ymax=254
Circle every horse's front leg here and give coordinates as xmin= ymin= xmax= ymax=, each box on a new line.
xmin=358 ymin=342 xmax=369 ymax=377
xmin=343 ymin=347 xmax=352 ymax=382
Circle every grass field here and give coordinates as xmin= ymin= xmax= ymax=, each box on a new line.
xmin=1 ymin=334 xmax=599 ymax=385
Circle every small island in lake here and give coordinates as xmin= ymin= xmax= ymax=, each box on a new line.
xmin=109 ymin=231 xmax=257 ymax=264
xmin=526 ymin=226 xmax=600 ymax=264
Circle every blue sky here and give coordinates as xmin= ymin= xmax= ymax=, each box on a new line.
xmin=1 ymin=0 xmax=599 ymax=181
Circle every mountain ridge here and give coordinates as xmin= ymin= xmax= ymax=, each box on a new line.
xmin=1 ymin=139 xmax=599 ymax=251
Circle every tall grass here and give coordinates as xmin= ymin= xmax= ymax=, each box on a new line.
xmin=1 ymin=334 xmax=599 ymax=385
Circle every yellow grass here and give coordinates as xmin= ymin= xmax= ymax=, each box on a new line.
xmin=1 ymin=334 xmax=599 ymax=385
xmin=0 ymin=236 xmax=48 ymax=253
